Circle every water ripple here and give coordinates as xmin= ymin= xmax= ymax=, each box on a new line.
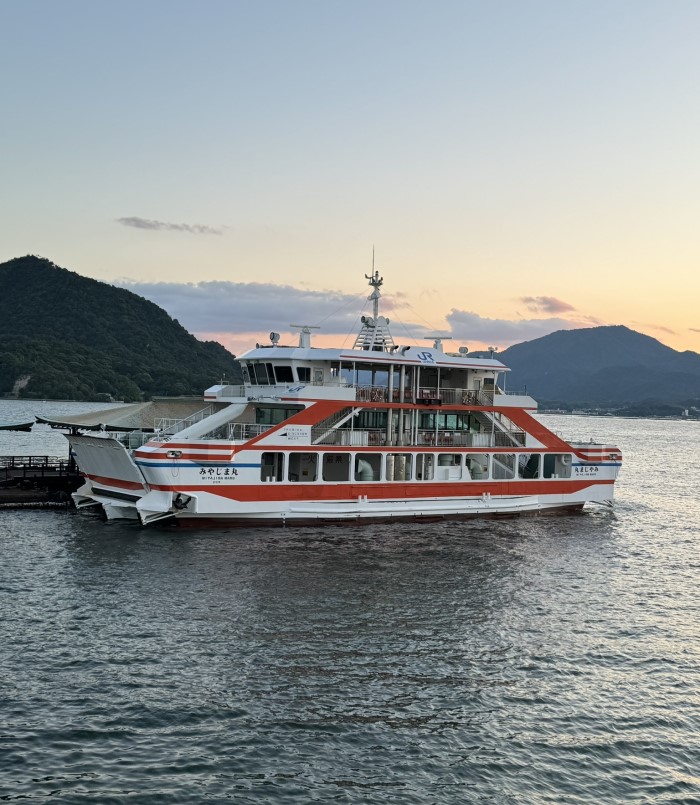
xmin=2 ymin=415 xmax=700 ymax=802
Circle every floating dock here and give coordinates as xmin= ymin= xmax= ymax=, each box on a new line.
xmin=0 ymin=455 xmax=83 ymax=508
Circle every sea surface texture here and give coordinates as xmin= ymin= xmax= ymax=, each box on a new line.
xmin=1 ymin=402 xmax=699 ymax=803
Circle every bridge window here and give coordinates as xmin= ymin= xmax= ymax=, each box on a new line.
xmin=297 ymin=367 xmax=311 ymax=382
xmin=273 ymin=365 xmax=294 ymax=383
xmin=249 ymin=362 xmax=270 ymax=385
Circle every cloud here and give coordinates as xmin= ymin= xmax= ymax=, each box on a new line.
xmin=520 ymin=295 xmax=576 ymax=314
xmin=632 ymin=321 xmax=676 ymax=335
xmin=114 ymin=278 xmax=605 ymax=351
xmin=115 ymin=279 xmax=374 ymax=334
xmin=690 ymin=328 xmax=700 ymax=333
xmin=446 ymin=309 xmax=588 ymax=346
xmin=116 ymin=217 xmax=224 ymax=235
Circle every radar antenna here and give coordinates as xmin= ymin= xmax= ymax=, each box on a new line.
xmin=290 ymin=323 xmax=320 ymax=349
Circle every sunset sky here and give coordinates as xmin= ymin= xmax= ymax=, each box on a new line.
xmin=2 ymin=0 xmax=700 ymax=356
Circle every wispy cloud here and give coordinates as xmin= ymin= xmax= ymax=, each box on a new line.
xmin=447 ymin=309 xmax=589 ymax=346
xmin=520 ymin=295 xmax=576 ymax=314
xmin=114 ymin=278 xmax=605 ymax=351
xmin=690 ymin=328 xmax=700 ymax=333
xmin=115 ymin=279 xmax=373 ymax=334
xmin=632 ymin=321 xmax=676 ymax=335
xmin=116 ymin=217 xmax=224 ymax=235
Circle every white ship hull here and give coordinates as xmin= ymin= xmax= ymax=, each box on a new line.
xmin=64 ymin=272 xmax=622 ymax=529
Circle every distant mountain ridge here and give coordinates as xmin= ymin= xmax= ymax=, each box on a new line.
xmin=496 ymin=325 xmax=700 ymax=404
xmin=0 ymin=255 xmax=241 ymax=401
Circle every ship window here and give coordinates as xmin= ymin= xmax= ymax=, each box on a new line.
xmin=437 ymin=454 xmax=462 ymax=481
xmin=354 ymin=453 xmax=381 ymax=481
xmin=288 ymin=452 xmax=318 ymax=482
xmin=542 ymin=454 xmax=572 ymax=479
xmin=322 ymin=453 xmax=350 ymax=481
xmin=249 ymin=362 xmax=269 ymax=385
xmin=256 ymin=407 xmax=301 ymax=425
xmin=297 ymin=367 xmax=311 ymax=382
xmin=492 ymin=454 xmax=515 ymax=480
xmin=273 ymin=365 xmax=294 ymax=383
xmin=466 ymin=454 xmax=489 ymax=480
xmin=241 ymin=364 xmax=251 ymax=384
xmin=343 ymin=410 xmax=387 ymax=431
xmin=386 ymin=454 xmax=412 ymax=481
xmin=415 ymin=454 xmax=434 ymax=481
xmin=518 ymin=454 xmax=540 ymax=479
xmin=261 ymin=452 xmax=284 ymax=482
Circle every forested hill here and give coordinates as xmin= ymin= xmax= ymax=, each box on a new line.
xmin=0 ymin=255 xmax=241 ymax=401
xmin=497 ymin=325 xmax=700 ymax=405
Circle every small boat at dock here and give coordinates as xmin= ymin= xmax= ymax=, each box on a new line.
xmin=0 ymin=420 xmax=34 ymax=432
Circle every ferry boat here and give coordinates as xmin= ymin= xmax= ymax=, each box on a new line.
xmin=68 ymin=272 xmax=622 ymax=525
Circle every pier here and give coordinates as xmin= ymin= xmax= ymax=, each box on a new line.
xmin=0 ymin=455 xmax=83 ymax=508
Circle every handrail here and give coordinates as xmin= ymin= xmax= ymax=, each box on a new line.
xmin=354 ymin=386 xmax=495 ymax=406
xmin=155 ymin=406 xmax=213 ymax=436
xmin=227 ymin=423 xmax=275 ymax=440
xmin=0 ymin=455 xmax=68 ymax=468
xmin=305 ymin=428 xmax=525 ymax=448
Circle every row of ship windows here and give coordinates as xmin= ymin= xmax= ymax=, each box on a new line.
xmin=261 ymin=452 xmax=573 ymax=483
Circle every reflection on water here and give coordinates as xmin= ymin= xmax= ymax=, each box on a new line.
xmin=1 ymin=408 xmax=700 ymax=802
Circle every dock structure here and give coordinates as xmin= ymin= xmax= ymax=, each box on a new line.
xmin=0 ymin=455 xmax=83 ymax=508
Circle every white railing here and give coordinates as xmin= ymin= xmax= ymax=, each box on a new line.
xmin=238 ymin=381 xmax=506 ymax=406
xmin=155 ymin=406 xmax=213 ymax=436
xmin=354 ymin=386 xmax=495 ymax=406
xmin=227 ymin=423 xmax=275 ymax=441
xmin=215 ymin=385 xmax=246 ymax=397
xmin=111 ymin=431 xmax=155 ymax=449
xmin=305 ymin=428 xmax=524 ymax=448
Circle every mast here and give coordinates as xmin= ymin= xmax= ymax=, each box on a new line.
xmin=365 ymin=262 xmax=383 ymax=321
xmin=354 ymin=259 xmax=395 ymax=351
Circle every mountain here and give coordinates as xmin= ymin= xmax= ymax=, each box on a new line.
xmin=0 ymin=255 xmax=241 ymax=401
xmin=496 ymin=325 xmax=700 ymax=404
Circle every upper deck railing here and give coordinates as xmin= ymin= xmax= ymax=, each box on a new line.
xmin=237 ymin=381 xmax=508 ymax=406
xmin=154 ymin=406 xmax=213 ymax=436
xmin=309 ymin=427 xmax=525 ymax=448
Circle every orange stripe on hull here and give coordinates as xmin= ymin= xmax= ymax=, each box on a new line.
xmin=146 ymin=478 xmax=613 ymax=500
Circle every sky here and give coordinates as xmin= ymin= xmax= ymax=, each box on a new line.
xmin=2 ymin=0 xmax=700 ymax=356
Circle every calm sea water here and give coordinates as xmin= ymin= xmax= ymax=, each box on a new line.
xmin=1 ymin=402 xmax=700 ymax=803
